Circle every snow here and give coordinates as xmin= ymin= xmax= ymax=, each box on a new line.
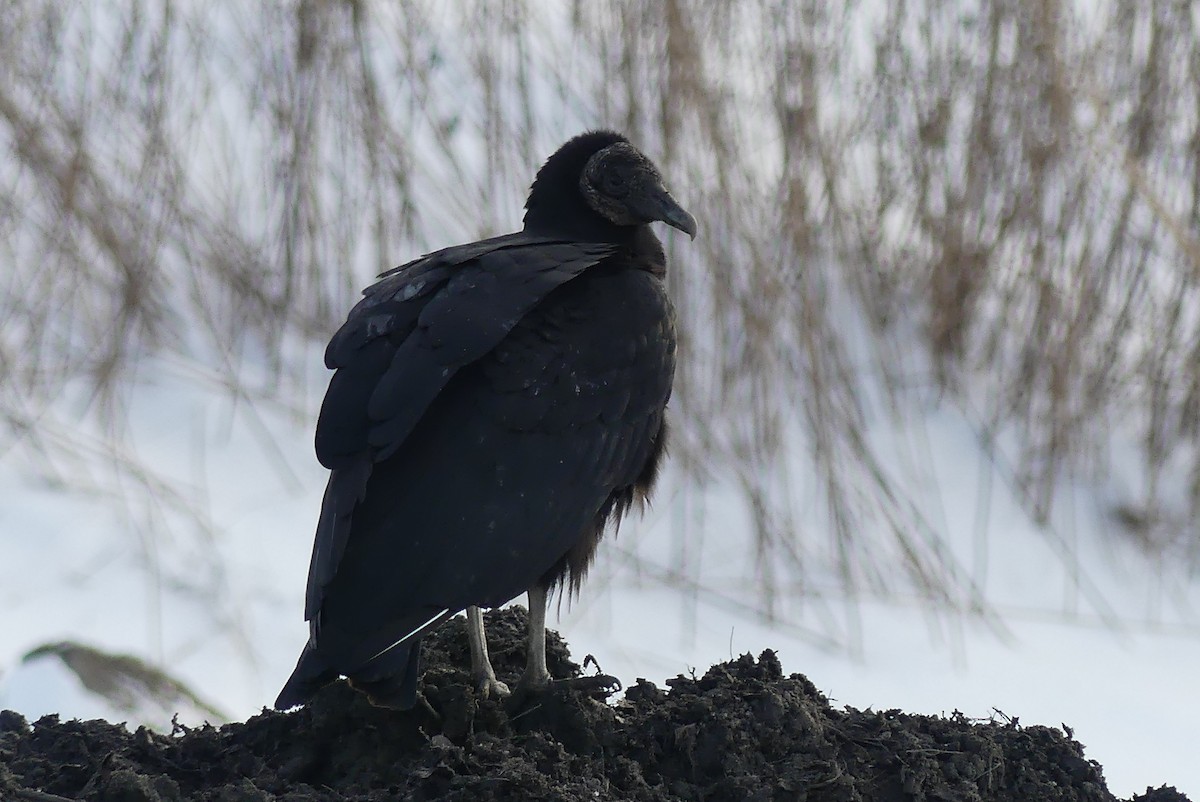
xmin=1 ymin=655 xmax=125 ymax=728
xmin=0 ymin=644 xmax=226 ymax=733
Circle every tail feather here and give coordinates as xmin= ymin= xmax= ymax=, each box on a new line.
xmin=348 ymin=639 xmax=423 ymax=710
xmin=274 ymin=638 xmax=424 ymax=711
xmin=274 ymin=644 xmax=337 ymax=710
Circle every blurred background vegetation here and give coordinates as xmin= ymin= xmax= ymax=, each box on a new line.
xmin=2 ymin=1 xmax=1198 ymax=653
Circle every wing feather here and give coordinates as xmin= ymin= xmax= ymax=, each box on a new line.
xmin=306 ymin=235 xmax=618 ymax=626
xmin=316 ymin=237 xmax=616 ymax=467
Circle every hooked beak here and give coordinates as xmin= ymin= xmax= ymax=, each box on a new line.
xmin=633 ymin=186 xmax=698 ymax=240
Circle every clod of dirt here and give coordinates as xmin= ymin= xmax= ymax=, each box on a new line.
xmin=0 ymin=608 xmax=1190 ymax=801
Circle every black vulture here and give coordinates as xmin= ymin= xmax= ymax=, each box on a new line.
xmin=275 ymin=131 xmax=696 ymax=710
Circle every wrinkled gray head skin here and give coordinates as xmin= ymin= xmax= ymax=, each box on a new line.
xmin=579 ymin=142 xmax=698 ymax=239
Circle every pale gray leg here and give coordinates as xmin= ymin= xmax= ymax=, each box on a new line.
xmin=512 ymin=586 xmax=621 ymax=701
xmin=518 ymin=585 xmax=552 ymax=690
xmin=466 ymin=605 xmax=510 ymax=699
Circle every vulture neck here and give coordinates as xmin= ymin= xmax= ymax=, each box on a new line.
xmin=523 ymin=188 xmax=638 ymax=246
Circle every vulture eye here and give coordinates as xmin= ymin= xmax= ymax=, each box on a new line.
xmin=602 ymin=171 xmax=629 ymax=197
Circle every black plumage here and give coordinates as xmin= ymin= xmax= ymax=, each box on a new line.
xmin=276 ymin=131 xmax=695 ymax=710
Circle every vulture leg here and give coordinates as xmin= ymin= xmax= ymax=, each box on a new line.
xmin=513 ymin=584 xmax=623 ymax=699
xmin=518 ymin=585 xmax=552 ymax=690
xmin=466 ymin=605 xmax=511 ymax=699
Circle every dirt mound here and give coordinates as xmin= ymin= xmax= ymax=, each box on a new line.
xmin=0 ymin=608 xmax=1189 ymax=801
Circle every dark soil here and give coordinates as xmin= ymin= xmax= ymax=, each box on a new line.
xmin=0 ymin=608 xmax=1189 ymax=802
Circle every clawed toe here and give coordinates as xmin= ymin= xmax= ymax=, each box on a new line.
xmin=550 ymin=673 xmax=622 ymax=697
xmin=509 ymin=672 xmax=622 ymax=706
xmin=475 ymin=675 xmax=511 ymax=700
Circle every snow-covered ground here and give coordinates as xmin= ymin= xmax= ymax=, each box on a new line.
xmin=1 ymin=361 xmax=1197 ymax=799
